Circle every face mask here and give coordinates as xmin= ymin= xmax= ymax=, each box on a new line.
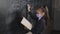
xmin=36 ymin=14 xmax=43 ymax=20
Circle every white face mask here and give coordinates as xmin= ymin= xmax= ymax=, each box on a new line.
xmin=36 ymin=14 xmax=43 ymax=20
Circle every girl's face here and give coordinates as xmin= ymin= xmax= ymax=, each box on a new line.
xmin=36 ymin=8 xmax=45 ymax=16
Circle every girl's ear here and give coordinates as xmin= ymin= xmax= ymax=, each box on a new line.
xmin=43 ymin=12 xmax=45 ymax=16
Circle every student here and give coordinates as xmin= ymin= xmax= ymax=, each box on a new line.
xmin=28 ymin=0 xmax=47 ymax=34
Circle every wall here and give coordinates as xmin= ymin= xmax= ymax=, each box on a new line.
xmin=52 ymin=0 xmax=60 ymax=30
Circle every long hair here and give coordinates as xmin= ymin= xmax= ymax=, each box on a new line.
xmin=43 ymin=6 xmax=51 ymax=34
xmin=37 ymin=6 xmax=51 ymax=34
xmin=40 ymin=6 xmax=50 ymax=25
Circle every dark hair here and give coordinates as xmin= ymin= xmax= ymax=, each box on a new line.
xmin=33 ymin=0 xmax=46 ymax=10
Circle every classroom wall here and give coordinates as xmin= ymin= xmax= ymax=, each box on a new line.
xmin=52 ymin=0 xmax=60 ymax=30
